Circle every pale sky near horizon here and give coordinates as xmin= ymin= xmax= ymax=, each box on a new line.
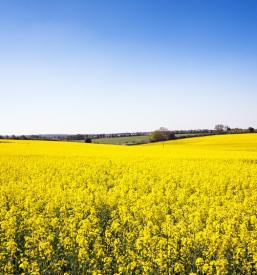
xmin=0 ymin=0 xmax=257 ymax=135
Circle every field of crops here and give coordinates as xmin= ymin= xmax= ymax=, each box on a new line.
xmin=92 ymin=135 xmax=150 ymax=145
xmin=0 ymin=134 xmax=257 ymax=274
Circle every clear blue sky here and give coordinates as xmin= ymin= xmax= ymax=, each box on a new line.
xmin=0 ymin=0 xmax=256 ymax=134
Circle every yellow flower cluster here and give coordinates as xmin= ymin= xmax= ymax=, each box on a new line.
xmin=0 ymin=134 xmax=257 ymax=274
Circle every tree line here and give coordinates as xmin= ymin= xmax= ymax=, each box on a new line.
xmin=0 ymin=125 xmax=255 ymax=143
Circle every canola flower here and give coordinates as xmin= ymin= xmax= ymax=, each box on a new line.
xmin=0 ymin=134 xmax=257 ymax=274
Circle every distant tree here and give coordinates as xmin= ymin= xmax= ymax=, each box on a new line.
xmin=85 ymin=137 xmax=92 ymax=143
xmin=249 ymin=127 xmax=255 ymax=133
xmin=150 ymin=131 xmax=167 ymax=142
xmin=215 ymin=124 xmax=223 ymax=132
xmin=215 ymin=124 xmax=229 ymax=132
xmin=74 ymin=134 xmax=85 ymax=140
xmin=166 ymin=132 xmax=176 ymax=140
xmin=159 ymin=127 xmax=169 ymax=132
xmin=150 ymin=128 xmax=175 ymax=142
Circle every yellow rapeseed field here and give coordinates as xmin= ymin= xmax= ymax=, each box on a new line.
xmin=0 ymin=134 xmax=257 ymax=274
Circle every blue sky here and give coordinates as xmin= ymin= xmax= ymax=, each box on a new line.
xmin=0 ymin=0 xmax=256 ymax=134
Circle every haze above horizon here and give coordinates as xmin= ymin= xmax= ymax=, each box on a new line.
xmin=1 ymin=0 xmax=257 ymax=135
